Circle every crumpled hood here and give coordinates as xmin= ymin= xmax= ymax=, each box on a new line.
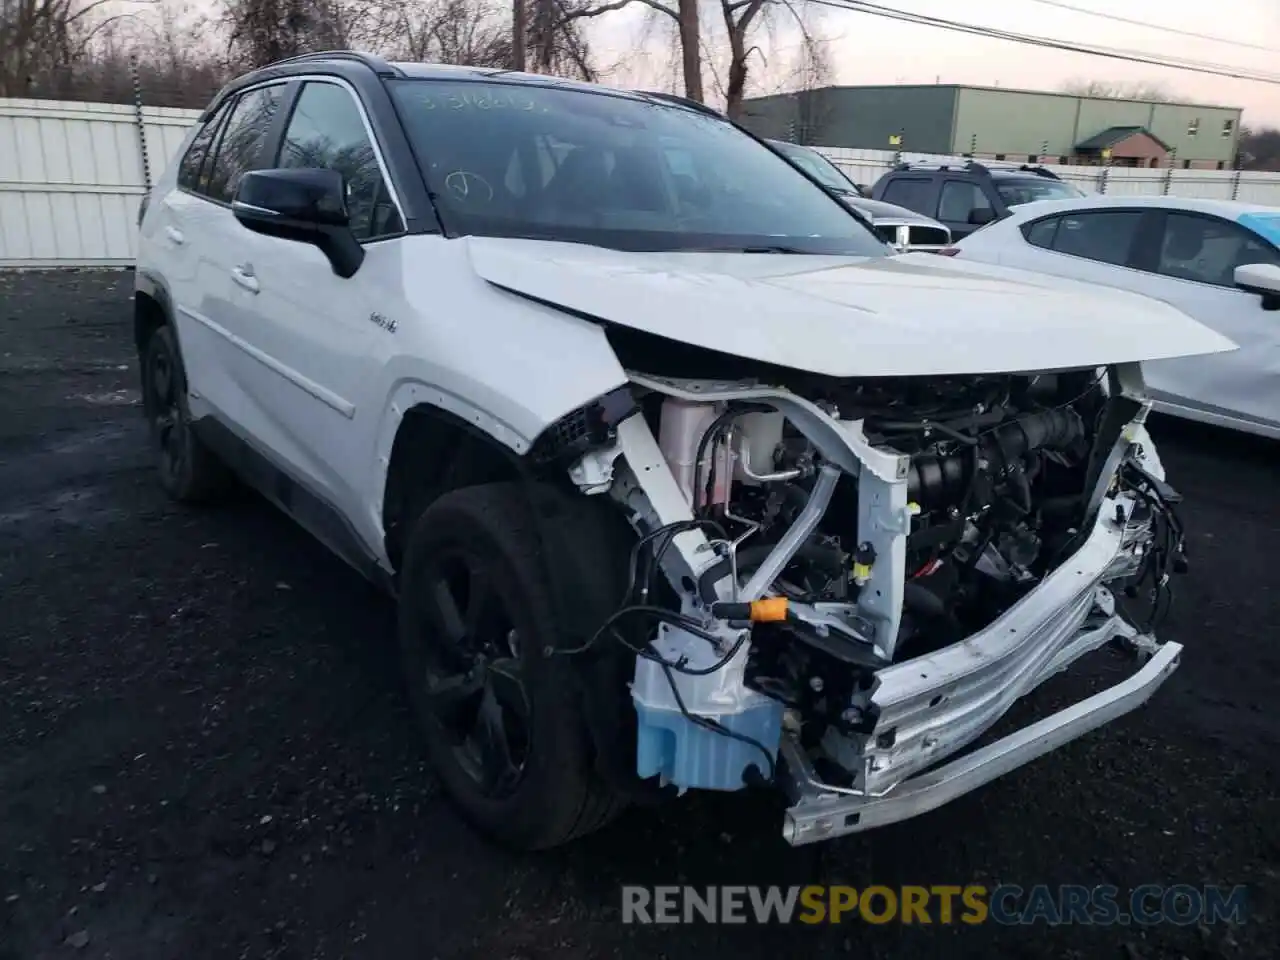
xmin=466 ymin=237 xmax=1236 ymax=378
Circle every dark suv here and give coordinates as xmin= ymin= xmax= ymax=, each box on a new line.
xmin=870 ymin=160 xmax=1085 ymax=240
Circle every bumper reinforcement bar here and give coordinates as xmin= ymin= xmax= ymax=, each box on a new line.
xmin=780 ymin=640 xmax=1182 ymax=845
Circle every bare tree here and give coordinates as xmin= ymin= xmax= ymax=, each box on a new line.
xmin=1059 ymin=78 xmax=1183 ymax=102
xmin=789 ymin=30 xmax=833 ymax=143
xmin=0 ymin=0 xmax=156 ymax=96
xmin=560 ymin=0 xmax=701 ymax=101
xmin=222 ymin=0 xmax=354 ymax=68
xmin=1238 ymin=126 xmax=1280 ymax=171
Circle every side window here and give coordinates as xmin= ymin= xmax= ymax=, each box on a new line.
xmin=1022 ymin=216 xmax=1060 ymax=249
xmin=880 ymin=177 xmax=934 ymax=215
xmin=205 ymin=85 xmax=285 ymax=204
xmin=277 ymin=81 xmax=404 ymax=241
xmin=937 ymin=180 xmax=992 ymax=222
xmin=177 ymin=102 xmax=229 ymax=192
xmin=1156 ymin=213 xmax=1280 ymax=287
xmin=1051 ymin=211 xmax=1142 ymax=267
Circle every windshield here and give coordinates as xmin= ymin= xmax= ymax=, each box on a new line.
xmin=388 ymin=80 xmax=886 ymax=256
xmin=994 ymin=177 xmax=1084 ymax=207
xmin=770 ymin=141 xmax=859 ymax=194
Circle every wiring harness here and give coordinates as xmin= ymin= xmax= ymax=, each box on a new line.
xmin=555 ymin=518 xmax=779 ymax=782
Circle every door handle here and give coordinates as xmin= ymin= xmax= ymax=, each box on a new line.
xmin=165 ymin=226 xmax=185 ymax=245
xmin=231 ymin=264 xmax=260 ymax=294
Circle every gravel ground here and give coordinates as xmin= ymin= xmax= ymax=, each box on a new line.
xmin=0 ymin=270 xmax=1277 ymax=960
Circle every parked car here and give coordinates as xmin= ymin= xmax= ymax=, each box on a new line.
xmin=136 ymin=51 xmax=1230 ymax=851
xmin=948 ymin=195 xmax=1280 ymax=440
xmin=768 ymin=140 xmax=951 ymax=251
xmin=871 ymin=159 xmax=1086 ymax=240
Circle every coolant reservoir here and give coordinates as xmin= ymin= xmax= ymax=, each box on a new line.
xmin=733 ymin=412 xmax=784 ymax=484
xmin=658 ymin=398 xmax=732 ymax=508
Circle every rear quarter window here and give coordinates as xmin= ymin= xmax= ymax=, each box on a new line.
xmin=1021 ymin=216 xmax=1060 ymax=249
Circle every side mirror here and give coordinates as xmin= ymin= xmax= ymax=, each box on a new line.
xmin=1234 ymin=262 xmax=1280 ymax=311
xmin=968 ymin=207 xmax=996 ymax=226
xmin=232 ymin=168 xmax=365 ymax=279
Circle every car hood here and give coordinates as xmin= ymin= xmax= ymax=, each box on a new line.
xmin=465 ymin=237 xmax=1236 ymax=379
xmin=843 ymin=197 xmax=940 ymax=226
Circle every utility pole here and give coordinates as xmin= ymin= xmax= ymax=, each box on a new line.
xmin=513 ymin=0 xmax=526 ymax=72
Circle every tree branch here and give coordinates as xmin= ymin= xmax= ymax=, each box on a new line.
xmin=556 ymin=0 xmax=677 ymax=29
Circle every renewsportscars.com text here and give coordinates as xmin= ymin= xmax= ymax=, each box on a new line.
xmin=621 ymin=884 xmax=1249 ymax=926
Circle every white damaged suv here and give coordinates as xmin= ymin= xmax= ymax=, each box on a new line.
xmin=135 ymin=51 xmax=1233 ymax=850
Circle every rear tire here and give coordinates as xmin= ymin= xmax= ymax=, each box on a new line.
xmin=141 ymin=325 xmax=232 ymax=503
xmin=398 ymin=482 xmax=627 ymax=850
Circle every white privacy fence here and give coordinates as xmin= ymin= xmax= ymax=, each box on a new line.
xmin=0 ymin=98 xmax=200 ymax=267
xmin=4 ymin=95 xmax=1280 ymax=267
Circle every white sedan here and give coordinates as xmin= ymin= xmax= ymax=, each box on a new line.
xmin=948 ymin=195 xmax=1280 ymax=439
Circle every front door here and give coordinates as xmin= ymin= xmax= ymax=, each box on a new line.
xmin=935 ymin=179 xmax=996 ymax=240
xmin=222 ymin=78 xmax=408 ymax=518
xmin=1122 ymin=210 xmax=1280 ymax=431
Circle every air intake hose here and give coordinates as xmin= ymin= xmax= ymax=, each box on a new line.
xmin=907 ymin=408 xmax=1084 ymax=510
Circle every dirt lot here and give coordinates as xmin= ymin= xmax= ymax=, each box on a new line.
xmin=0 ymin=269 xmax=1277 ymax=960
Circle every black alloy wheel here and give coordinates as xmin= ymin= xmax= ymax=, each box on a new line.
xmin=413 ymin=548 xmax=531 ymax=799
xmin=144 ymin=328 xmax=188 ymax=489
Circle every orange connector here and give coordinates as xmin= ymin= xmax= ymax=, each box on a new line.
xmin=749 ymin=597 xmax=789 ymax=622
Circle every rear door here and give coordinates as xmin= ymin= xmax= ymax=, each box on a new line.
xmin=875 ymin=176 xmax=938 ymax=221
xmin=998 ymin=207 xmax=1151 ymax=282
xmin=190 ymin=82 xmax=291 ymax=431
xmin=147 ymin=100 xmax=232 ymax=406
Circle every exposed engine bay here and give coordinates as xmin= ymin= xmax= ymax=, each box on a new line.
xmin=551 ymin=359 xmax=1187 ymax=844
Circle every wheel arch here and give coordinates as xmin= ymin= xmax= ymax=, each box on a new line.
xmin=376 ymin=389 xmax=649 ymax=798
xmin=133 ymin=270 xmax=181 ymax=360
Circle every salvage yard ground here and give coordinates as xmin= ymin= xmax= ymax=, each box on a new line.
xmin=0 ymin=270 xmax=1277 ymax=960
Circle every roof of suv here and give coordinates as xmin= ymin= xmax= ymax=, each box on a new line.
xmin=214 ymin=51 xmax=700 ymax=114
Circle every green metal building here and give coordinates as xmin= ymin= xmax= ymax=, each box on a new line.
xmin=739 ymin=84 xmax=1243 ymax=168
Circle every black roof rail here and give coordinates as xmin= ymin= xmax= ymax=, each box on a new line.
xmin=1015 ymin=163 xmax=1062 ymax=180
xmin=634 ymin=90 xmax=724 ymax=118
xmin=268 ymin=50 xmax=400 ymax=77
xmin=894 ymin=158 xmax=990 ymax=175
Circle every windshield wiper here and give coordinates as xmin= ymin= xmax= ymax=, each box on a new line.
xmin=687 ymin=244 xmax=813 ymax=254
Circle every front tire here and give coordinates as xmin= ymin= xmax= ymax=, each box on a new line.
xmin=398 ymin=483 xmax=627 ymax=850
xmin=141 ymin=325 xmax=231 ymax=503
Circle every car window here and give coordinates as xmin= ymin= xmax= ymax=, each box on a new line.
xmin=204 ymin=85 xmax=285 ymax=204
xmin=386 ymin=80 xmax=887 ymax=256
xmin=1156 ymin=213 xmax=1280 ymax=288
xmin=772 ymin=143 xmax=856 ymax=193
xmin=994 ymin=177 xmax=1083 ymax=207
xmin=1022 ymin=216 xmax=1059 ymax=249
xmin=1051 ymin=211 xmax=1141 ymax=266
xmin=177 ymin=102 xmax=230 ymax=192
xmin=937 ymin=181 xmax=992 ymax=222
xmin=880 ymin=178 xmax=934 ymax=215
xmin=277 ymin=81 xmax=404 ymax=241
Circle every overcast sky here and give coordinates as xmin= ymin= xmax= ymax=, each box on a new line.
xmin=593 ymin=0 xmax=1280 ymax=125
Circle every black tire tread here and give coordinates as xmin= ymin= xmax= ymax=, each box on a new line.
xmin=143 ymin=325 xmax=233 ymax=504
xmin=401 ymin=481 xmax=627 ymax=850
